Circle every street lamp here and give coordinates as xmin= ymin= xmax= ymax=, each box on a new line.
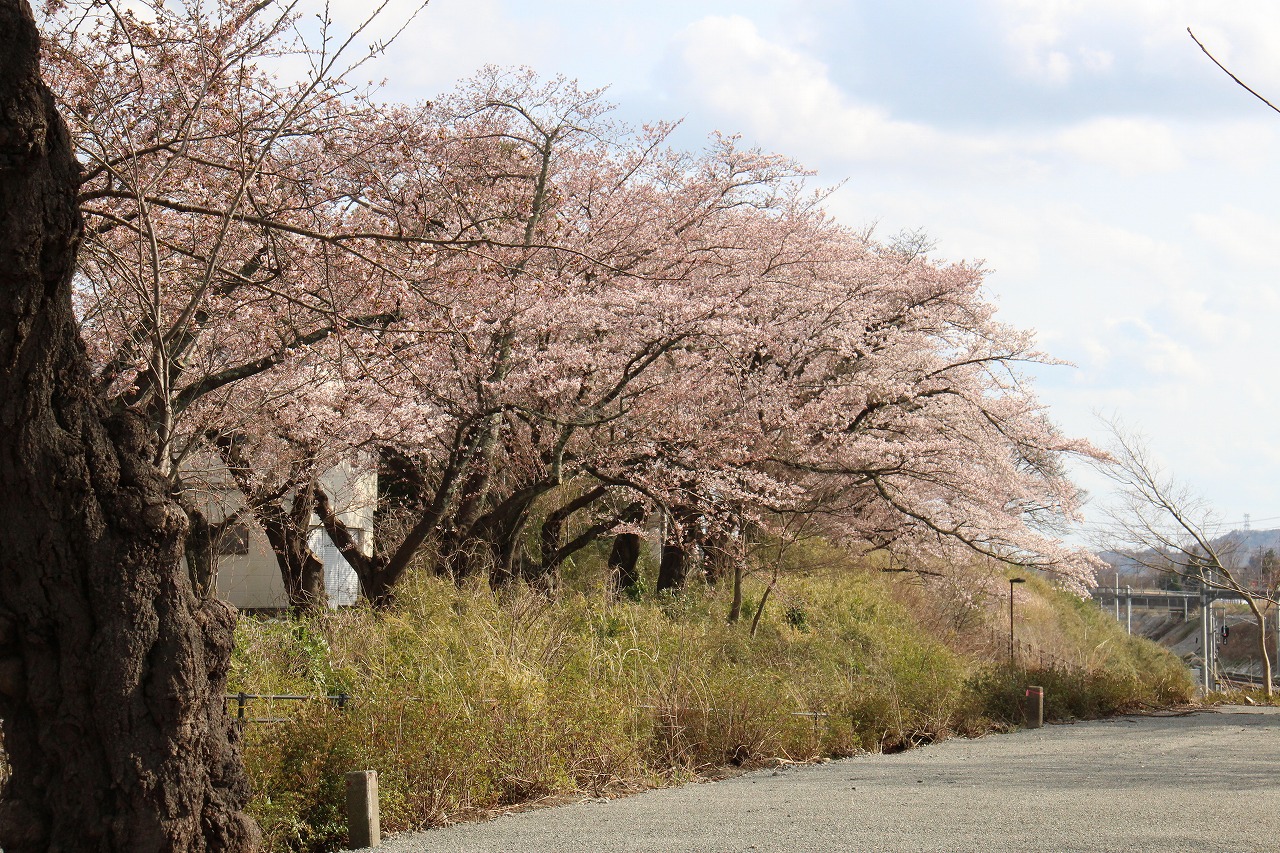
xmin=1009 ymin=577 xmax=1026 ymax=667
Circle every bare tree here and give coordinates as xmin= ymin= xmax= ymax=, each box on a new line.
xmin=1095 ymin=419 xmax=1273 ymax=697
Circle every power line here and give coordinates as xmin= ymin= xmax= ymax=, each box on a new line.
xmin=1204 ymin=514 xmax=1280 ymax=531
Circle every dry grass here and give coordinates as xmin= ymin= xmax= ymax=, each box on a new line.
xmin=231 ymin=550 xmax=1192 ymax=852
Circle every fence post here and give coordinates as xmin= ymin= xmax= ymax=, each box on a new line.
xmin=236 ymin=692 xmax=247 ymax=722
xmin=345 ymin=770 xmax=380 ymax=848
xmin=1023 ymin=686 xmax=1044 ymax=729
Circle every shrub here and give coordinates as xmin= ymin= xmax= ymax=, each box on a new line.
xmin=231 ymin=562 xmax=1191 ymax=850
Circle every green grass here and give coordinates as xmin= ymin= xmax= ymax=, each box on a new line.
xmin=230 ymin=555 xmax=1193 ymax=852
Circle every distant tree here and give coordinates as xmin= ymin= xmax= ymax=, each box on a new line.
xmin=1096 ymin=420 xmax=1273 ymax=697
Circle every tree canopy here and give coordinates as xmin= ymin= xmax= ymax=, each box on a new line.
xmin=38 ymin=0 xmax=1102 ymax=606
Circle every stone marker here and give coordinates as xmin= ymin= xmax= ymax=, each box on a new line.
xmin=1023 ymin=685 xmax=1044 ymax=729
xmin=346 ymin=770 xmax=380 ymax=848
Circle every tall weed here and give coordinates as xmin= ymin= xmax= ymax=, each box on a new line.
xmin=231 ymin=563 xmax=1192 ymax=851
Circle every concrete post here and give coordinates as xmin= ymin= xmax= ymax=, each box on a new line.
xmin=1023 ymin=686 xmax=1044 ymax=729
xmin=1125 ymin=585 xmax=1132 ymax=635
xmin=345 ymin=770 xmax=380 ymax=849
xmin=1200 ymin=591 xmax=1212 ymax=695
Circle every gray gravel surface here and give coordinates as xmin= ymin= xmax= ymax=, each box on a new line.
xmin=378 ymin=706 xmax=1280 ymax=852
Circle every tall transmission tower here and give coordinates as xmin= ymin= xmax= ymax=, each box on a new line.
xmin=1244 ymin=513 xmax=1252 ymax=532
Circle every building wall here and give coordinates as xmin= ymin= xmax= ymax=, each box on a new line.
xmin=211 ymin=458 xmax=377 ymax=610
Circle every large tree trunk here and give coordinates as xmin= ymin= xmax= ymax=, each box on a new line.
xmin=607 ymin=533 xmax=642 ymax=597
xmin=0 ymin=3 xmax=260 ymax=850
xmin=656 ymin=538 xmax=688 ymax=593
xmin=315 ymin=484 xmax=398 ymax=608
xmin=656 ymin=507 xmax=698 ymax=593
xmin=255 ymin=480 xmax=327 ymax=612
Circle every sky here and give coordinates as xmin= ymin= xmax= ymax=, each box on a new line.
xmin=342 ymin=0 xmax=1280 ymax=537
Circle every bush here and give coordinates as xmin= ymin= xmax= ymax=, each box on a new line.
xmin=230 ymin=562 xmax=1192 ymax=850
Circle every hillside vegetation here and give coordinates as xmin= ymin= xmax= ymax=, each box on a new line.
xmin=229 ymin=547 xmax=1192 ymax=853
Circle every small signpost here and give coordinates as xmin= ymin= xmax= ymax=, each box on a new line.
xmin=1023 ymin=686 xmax=1044 ymax=728
xmin=345 ymin=770 xmax=381 ymax=848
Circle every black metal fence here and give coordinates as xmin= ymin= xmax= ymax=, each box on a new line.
xmin=224 ymin=692 xmax=353 ymax=723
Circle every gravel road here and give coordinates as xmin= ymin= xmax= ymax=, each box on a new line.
xmin=379 ymin=706 xmax=1280 ymax=852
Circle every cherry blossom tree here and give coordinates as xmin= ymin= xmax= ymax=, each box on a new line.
xmin=41 ymin=0 xmax=438 ymax=606
xmin=311 ymin=71 xmax=1102 ymax=604
xmin=0 ymin=0 xmax=261 ymax=846
xmin=41 ymin=0 xmax=1102 ymax=625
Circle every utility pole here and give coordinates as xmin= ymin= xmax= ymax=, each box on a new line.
xmin=1009 ymin=576 xmax=1026 ymax=667
xmin=1198 ymin=589 xmax=1208 ymax=696
xmin=1126 ymin=585 xmax=1132 ymax=635
xmin=1200 ymin=587 xmax=1212 ymax=694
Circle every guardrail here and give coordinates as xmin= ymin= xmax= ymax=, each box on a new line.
xmin=1092 ymin=587 xmax=1262 ymax=605
xmin=1219 ymin=669 xmax=1279 ymax=690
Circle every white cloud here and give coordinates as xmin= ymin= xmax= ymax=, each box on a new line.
xmin=668 ymin=15 xmax=946 ymax=164
xmin=1079 ymin=46 xmax=1116 ymax=73
xmin=1192 ymin=205 xmax=1280 ymax=275
xmin=994 ymin=0 xmax=1280 ymax=93
xmin=667 ymin=15 xmax=1200 ymax=182
xmin=1006 ymin=20 xmax=1074 ymax=84
xmin=1053 ymin=118 xmax=1185 ymax=174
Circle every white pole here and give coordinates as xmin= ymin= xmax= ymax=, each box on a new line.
xmin=1201 ymin=589 xmax=1211 ymax=694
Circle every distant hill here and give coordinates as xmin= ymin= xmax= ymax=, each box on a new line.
xmin=1215 ymin=528 xmax=1280 ymax=555
xmin=1097 ymin=528 xmax=1280 ymax=584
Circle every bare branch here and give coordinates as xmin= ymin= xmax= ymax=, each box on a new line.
xmin=1188 ymin=27 xmax=1280 ymax=116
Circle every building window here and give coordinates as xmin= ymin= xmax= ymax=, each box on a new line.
xmin=216 ymin=521 xmax=251 ymax=556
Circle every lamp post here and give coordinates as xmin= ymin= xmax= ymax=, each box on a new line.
xmin=1009 ymin=577 xmax=1026 ymax=667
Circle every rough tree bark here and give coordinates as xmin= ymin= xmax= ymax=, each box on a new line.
xmin=656 ymin=507 xmax=699 ymax=593
xmin=0 ymin=3 xmax=260 ymax=849
xmin=607 ymin=532 xmax=642 ymax=596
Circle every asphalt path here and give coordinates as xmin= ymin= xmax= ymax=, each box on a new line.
xmin=379 ymin=706 xmax=1280 ymax=853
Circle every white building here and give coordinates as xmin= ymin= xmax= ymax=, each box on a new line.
xmin=210 ymin=459 xmax=377 ymax=609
